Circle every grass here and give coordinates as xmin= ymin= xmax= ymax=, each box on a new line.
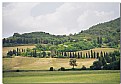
xmin=3 ymin=70 xmax=120 ymax=83
xmin=3 ymin=57 xmax=96 ymax=70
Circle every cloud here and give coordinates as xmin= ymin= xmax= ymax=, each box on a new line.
xmin=3 ymin=2 xmax=119 ymax=37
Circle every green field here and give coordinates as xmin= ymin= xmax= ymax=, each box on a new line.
xmin=3 ymin=70 xmax=120 ymax=84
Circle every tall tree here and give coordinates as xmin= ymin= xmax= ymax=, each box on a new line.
xmin=91 ymin=50 xmax=93 ymax=58
xmin=93 ymin=51 xmax=96 ymax=58
xmin=88 ymin=51 xmax=90 ymax=58
xmin=86 ymin=53 xmax=88 ymax=58
xmin=42 ymin=51 xmax=46 ymax=57
xmin=96 ymin=52 xmax=99 ymax=59
xmin=64 ymin=52 xmax=67 ymax=57
xmin=77 ymin=52 xmax=80 ymax=59
xmin=69 ymin=58 xmax=77 ymax=69
xmin=80 ymin=52 xmax=82 ymax=58
xmin=16 ymin=48 xmax=19 ymax=56
xmin=69 ymin=52 xmax=72 ymax=58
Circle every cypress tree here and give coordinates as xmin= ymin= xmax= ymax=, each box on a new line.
xmin=97 ymin=37 xmax=100 ymax=44
xmin=80 ymin=52 xmax=82 ymax=58
xmin=93 ymin=51 xmax=96 ymax=58
xmin=75 ymin=52 xmax=77 ymax=58
xmin=97 ymin=52 xmax=99 ymax=59
xmin=73 ymin=52 xmax=75 ymax=58
xmin=77 ymin=52 xmax=80 ymax=59
xmin=86 ymin=53 xmax=88 ymax=58
xmin=16 ymin=48 xmax=19 ymax=56
xmin=100 ymin=51 xmax=103 ymax=57
xmin=70 ymin=52 xmax=72 ymax=58
xmin=88 ymin=51 xmax=90 ymax=58
xmin=64 ymin=52 xmax=67 ymax=57
xmin=91 ymin=50 xmax=93 ymax=58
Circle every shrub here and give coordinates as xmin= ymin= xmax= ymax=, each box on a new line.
xmin=81 ymin=65 xmax=86 ymax=70
xmin=92 ymin=61 xmax=102 ymax=70
xmin=49 ymin=67 xmax=54 ymax=71
xmin=58 ymin=67 xmax=65 ymax=71
xmin=60 ymin=67 xmax=65 ymax=71
xmin=16 ymin=69 xmax=20 ymax=72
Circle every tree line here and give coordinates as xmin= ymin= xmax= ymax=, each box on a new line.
xmin=6 ymin=47 xmax=119 ymax=60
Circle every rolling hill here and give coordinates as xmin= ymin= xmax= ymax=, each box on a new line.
xmin=3 ymin=17 xmax=120 ymax=48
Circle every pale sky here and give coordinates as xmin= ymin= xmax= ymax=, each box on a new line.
xmin=2 ymin=2 xmax=120 ymax=38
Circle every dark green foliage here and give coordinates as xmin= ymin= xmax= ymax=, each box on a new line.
xmin=113 ymin=50 xmax=120 ymax=56
xmin=81 ymin=65 xmax=86 ymax=70
xmin=102 ymin=57 xmax=107 ymax=66
xmin=49 ymin=67 xmax=54 ymax=71
xmin=91 ymin=50 xmax=120 ymax=70
xmin=112 ymin=55 xmax=116 ymax=62
xmin=59 ymin=67 xmax=65 ymax=71
xmin=100 ymin=51 xmax=103 ymax=57
xmin=16 ymin=48 xmax=19 ymax=56
xmin=86 ymin=53 xmax=88 ymax=58
xmin=97 ymin=37 xmax=102 ymax=45
xmin=7 ymin=51 xmax=13 ymax=57
xmin=80 ymin=52 xmax=82 ymax=58
xmin=91 ymin=50 xmax=93 ymax=58
xmin=91 ymin=61 xmax=102 ymax=70
xmin=72 ymin=52 xmax=75 ymax=58
xmin=64 ymin=52 xmax=67 ymax=57
xmin=69 ymin=59 xmax=77 ymax=69
xmin=41 ymin=51 xmax=46 ymax=57
xmin=104 ymin=52 xmax=111 ymax=63
xmin=69 ymin=52 xmax=72 ymax=58
xmin=33 ymin=49 xmax=37 ymax=57
xmin=74 ymin=53 xmax=77 ymax=58
xmin=103 ymin=60 xmax=120 ymax=70
xmin=12 ymin=49 xmax=16 ymax=55
xmin=88 ymin=51 xmax=90 ymax=58
xmin=77 ymin=52 xmax=80 ymax=59
xmin=96 ymin=52 xmax=99 ymax=59
xmin=47 ymin=52 xmax=51 ymax=57
xmin=93 ymin=51 xmax=96 ymax=58
xmin=16 ymin=69 xmax=20 ymax=72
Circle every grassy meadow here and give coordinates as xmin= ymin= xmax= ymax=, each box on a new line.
xmin=3 ymin=70 xmax=120 ymax=83
xmin=3 ymin=56 xmax=97 ymax=70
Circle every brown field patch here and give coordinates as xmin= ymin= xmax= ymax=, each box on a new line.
xmin=3 ymin=57 xmax=96 ymax=70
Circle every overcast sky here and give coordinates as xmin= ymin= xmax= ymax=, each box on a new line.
xmin=2 ymin=2 xmax=120 ymax=38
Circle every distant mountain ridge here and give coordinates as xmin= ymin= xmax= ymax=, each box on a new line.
xmin=3 ymin=17 xmax=120 ymax=47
